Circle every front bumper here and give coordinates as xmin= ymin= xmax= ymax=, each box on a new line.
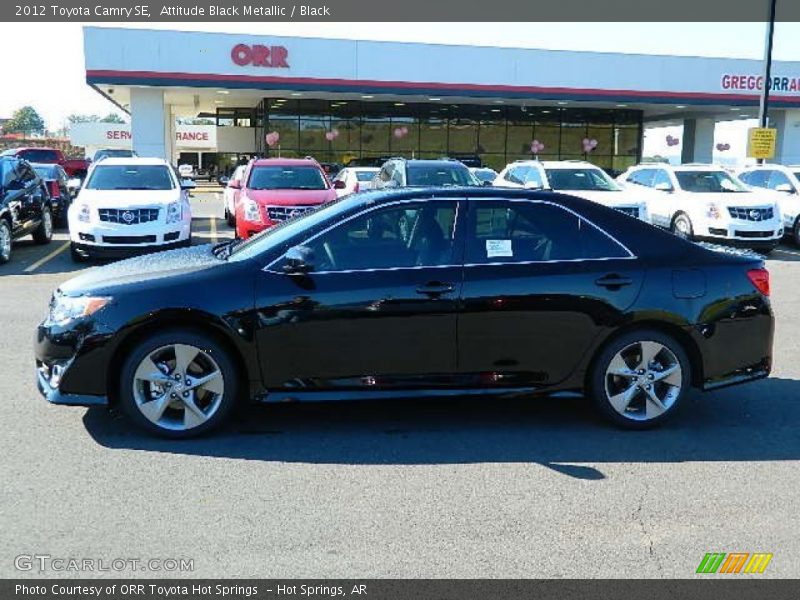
xmin=35 ymin=361 xmax=107 ymax=406
xmin=71 ymin=239 xmax=189 ymax=259
xmin=700 ymin=219 xmax=783 ymax=246
xmin=69 ymin=218 xmax=191 ymax=248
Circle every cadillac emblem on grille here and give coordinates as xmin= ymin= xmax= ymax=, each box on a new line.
xmin=749 ymin=209 xmax=761 ymax=221
xmin=122 ymin=211 xmax=135 ymax=224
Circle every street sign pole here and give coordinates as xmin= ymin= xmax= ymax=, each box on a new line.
xmin=757 ymin=0 xmax=778 ymax=164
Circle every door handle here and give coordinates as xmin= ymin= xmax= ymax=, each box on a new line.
xmin=595 ymin=274 xmax=633 ymax=289
xmin=416 ymin=281 xmax=454 ymax=297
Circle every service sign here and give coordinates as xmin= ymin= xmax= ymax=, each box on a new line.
xmin=747 ymin=127 xmax=777 ymax=159
xmin=70 ymin=123 xmax=217 ymax=149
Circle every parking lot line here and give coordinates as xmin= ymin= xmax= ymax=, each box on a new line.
xmin=209 ymin=216 xmax=218 ymax=242
xmin=774 ymin=248 xmax=800 ymax=258
xmin=23 ymin=241 xmax=70 ymax=273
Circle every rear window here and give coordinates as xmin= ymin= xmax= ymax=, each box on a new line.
xmin=20 ymin=149 xmax=59 ymax=162
xmin=85 ymin=165 xmax=175 ymax=191
xmin=545 ymin=168 xmax=621 ymax=191
xmin=406 ymin=165 xmax=478 ymax=187
xmin=675 ymin=170 xmax=747 ymax=193
xmin=248 ymin=165 xmax=328 ymax=191
xmin=32 ymin=164 xmax=59 ymax=179
xmin=355 ymin=170 xmax=378 ymax=182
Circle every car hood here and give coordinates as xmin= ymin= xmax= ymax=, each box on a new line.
xmin=59 ymin=244 xmax=222 ymax=296
xmin=244 ymin=188 xmax=336 ymax=205
xmin=558 ymin=189 xmax=646 ymax=207
xmin=76 ymin=189 xmax=180 ymax=207
xmin=695 ymin=191 xmax=777 ymax=207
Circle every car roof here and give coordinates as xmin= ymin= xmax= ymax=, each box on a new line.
xmin=90 ymin=157 xmax=169 ymax=166
xmin=398 ymin=159 xmax=469 ymax=167
xmin=251 ymin=158 xmax=322 ymax=167
xmin=540 ymin=160 xmax=600 ymax=169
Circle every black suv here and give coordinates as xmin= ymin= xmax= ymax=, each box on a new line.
xmin=371 ymin=158 xmax=480 ymax=190
xmin=0 ymin=156 xmax=54 ymax=264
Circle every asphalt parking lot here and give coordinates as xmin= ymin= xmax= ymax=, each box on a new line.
xmin=1 ymin=190 xmax=800 ymax=578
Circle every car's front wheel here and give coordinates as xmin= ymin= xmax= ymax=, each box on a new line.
xmin=588 ymin=329 xmax=691 ymax=429
xmin=225 ymin=207 xmax=236 ymax=227
xmin=119 ymin=329 xmax=239 ymax=438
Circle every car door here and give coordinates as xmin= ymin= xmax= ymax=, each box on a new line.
xmin=253 ymin=199 xmax=464 ymax=389
xmin=458 ymin=199 xmax=643 ymax=387
xmin=649 ymin=169 xmax=677 ymax=227
xmin=14 ymin=161 xmax=43 ymax=233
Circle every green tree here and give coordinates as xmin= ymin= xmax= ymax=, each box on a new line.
xmin=5 ymin=106 xmax=46 ymax=135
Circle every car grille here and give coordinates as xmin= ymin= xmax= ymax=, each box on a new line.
xmin=98 ymin=208 xmax=160 ymax=225
xmin=614 ymin=206 xmax=640 ymax=219
xmin=734 ymin=230 xmax=777 ymax=239
xmin=101 ymin=235 xmax=157 ymax=245
xmin=728 ymin=207 xmax=774 ymax=221
xmin=266 ymin=205 xmax=317 ymax=222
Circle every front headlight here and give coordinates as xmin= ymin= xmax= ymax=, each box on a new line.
xmin=77 ymin=204 xmax=91 ymax=223
xmin=242 ymin=198 xmax=263 ymax=223
xmin=706 ymin=202 xmax=721 ymax=219
xmin=166 ymin=202 xmax=182 ymax=224
xmin=48 ymin=295 xmax=111 ymax=326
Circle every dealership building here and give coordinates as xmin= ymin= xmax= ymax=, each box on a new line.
xmin=81 ymin=26 xmax=800 ymax=172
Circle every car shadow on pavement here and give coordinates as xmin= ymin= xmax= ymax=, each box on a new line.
xmin=82 ymin=375 xmax=800 ymax=479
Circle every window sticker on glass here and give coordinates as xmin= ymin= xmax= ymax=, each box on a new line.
xmin=486 ymin=239 xmax=513 ymax=258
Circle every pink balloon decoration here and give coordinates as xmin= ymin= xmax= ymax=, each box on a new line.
xmin=325 ymin=131 xmax=336 ymax=141
xmin=393 ymin=127 xmax=407 ymax=139
xmin=265 ymin=131 xmax=280 ymax=147
xmin=530 ymin=139 xmax=545 ymax=154
xmin=716 ymin=142 xmax=731 ymax=152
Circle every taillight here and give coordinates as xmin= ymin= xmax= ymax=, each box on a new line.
xmin=49 ymin=181 xmax=60 ymax=198
xmin=353 ymin=182 xmax=360 ymax=193
xmin=747 ymin=268 xmax=770 ymax=296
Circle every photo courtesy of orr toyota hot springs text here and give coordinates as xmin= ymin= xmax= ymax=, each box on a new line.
xmin=1 ymin=5 xmax=800 ymax=598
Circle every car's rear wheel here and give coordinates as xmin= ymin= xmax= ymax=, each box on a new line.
xmin=792 ymin=216 xmax=800 ymax=247
xmin=0 ymin=219 xmax=12 ymax=264
xmin=671 ymin=213 xmax=693 ymax=240
xmin=119 ymin=329 xmax=239 ymax=438
xmin=32 ymin=206 xmax=53 ymax=244
xmin=588 ymin=329 xmax=690 ymax=429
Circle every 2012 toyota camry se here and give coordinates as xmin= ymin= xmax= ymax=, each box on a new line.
xmin=34 ymin=187 xmax=774 ymax=437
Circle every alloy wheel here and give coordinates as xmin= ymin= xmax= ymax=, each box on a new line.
xmin=603 ymin=340 xmax=683 ymax=422
xmin=43 ymin=209 xmax=53 ymax=238
xmin=673 ymin=216 xmax=691 ymax=239
xmin=132 ymin=343 xmax=225 ymax=431
xmin=0 ymin=223 xmax=10 ymax=262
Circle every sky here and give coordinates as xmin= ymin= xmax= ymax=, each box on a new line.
xmin=0 ymin=22 xmax=798 ymax=161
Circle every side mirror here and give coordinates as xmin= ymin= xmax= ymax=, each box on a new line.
xmin=180 ymin=179 xmax=196 ymax=190
xmin=775 ymin=183 xmax=795 ymax=194
xmin=228 ymin=179 xmax=241 ymax=190
xmin=219 ymin=176 xmax=230 ymax=186
xmin=333 ymin=180 xmax=347 ymax=189
xmin=283 ymin=245 xmax=314 ymax=274
xmin=654 ymin=182 xmax=673 ymax=192
xmin=482 ymin=180 xmax=493 ymax=187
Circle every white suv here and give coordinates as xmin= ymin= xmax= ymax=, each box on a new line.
xmin=618 ymin=163 xmax=783 ymax=253
xmin=494 ymin=160 xmax=650 ymax=223
xmin=737 ymin=164 xmax=800 ymax=246
xmin=68 ymin=157 xmax=193 ymax=261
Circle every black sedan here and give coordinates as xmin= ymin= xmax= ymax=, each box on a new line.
xmin=31 ymin=162 xmax=72 ymax=226
xmin=34 ymin=188 xmax=774 ymax=437
xmin=1 ymin=156 xmax=54 ymax=264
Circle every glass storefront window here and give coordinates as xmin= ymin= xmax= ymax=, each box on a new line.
xmin=419 ymin=117 xmax=447 ymax=153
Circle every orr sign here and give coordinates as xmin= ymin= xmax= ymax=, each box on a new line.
xmin=231 ymin=43 xmax=289 ymax=68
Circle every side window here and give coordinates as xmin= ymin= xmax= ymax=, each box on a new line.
xmin=378 ymin=164 xmax=393 ymax=183
xmin=505 ymin=167 xmax=523 ymax=185
xmin=741 ymin=170 xmax=770 ymax=188
xmin=628 ymin=169 xmax=655 ymax=187
xmin=767 ymin=170 xmax=793 ymax=191
xmin=391 ymin=164 xmax=404 ymax=185
xmin=652 ymin=170 xmax=673 ymax=190
xmin=300 ymin=201 xmax=457 ymax=271
xmin=466 ymin=201 xmax=629 ymax=264
xmin=521 ymin=166 xmax=544 ymax=188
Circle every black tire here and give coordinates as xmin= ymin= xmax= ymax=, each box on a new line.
xmin=0 ymin=219 xmax=12 ymax=264
xmin=70 ymin=242 xmax=89 ymax=263
xmin=32 ymin=206 xmax=53 ymax=245
xmin=671 ymin=213 xmax=694 ymax=241
xmin=118 ymin=328 xmax=239 ymax=438
xmin=225 ymin=208 xmax=236 ymax=227
xmin=792 ymin=217 xmax=800 ymax=247
xmin=588 ymin=328 xmax=691 ymax=430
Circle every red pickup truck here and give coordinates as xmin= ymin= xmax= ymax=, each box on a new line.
xmin=0 ymin=147 xmax=90 ymax=179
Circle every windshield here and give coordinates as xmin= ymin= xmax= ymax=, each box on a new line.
xmin=20 ymin=149 xmax=59 ymax=162
xmin=85 ymin=165 xmax=175 ymax=190
xmin=228 ymin=194 xmax=362 ymax=261
xmin=472 ymin=169 xmax=497 ymax=183
xmin=248 ymin=165 xmax=328 ymax=190
xmin=406 ymin=165 xmax=478 ymax=186
xmin=32 ymin=164 xmax=59 ymax=179
xmin=793 ymin=172 xmax=800 ymax=181
xmin=545 ymin=168 xmax=622 ymax=191
xmin=675 ymin=170 xmax=747 ymax=193
xmin=0 ymin=161 xmax=14 ymax=187
xmin=355 ymin=170 xmax=378 ymax=182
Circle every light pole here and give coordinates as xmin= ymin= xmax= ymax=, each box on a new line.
xmin=757 ymin=0 xmax=778 ymax=164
